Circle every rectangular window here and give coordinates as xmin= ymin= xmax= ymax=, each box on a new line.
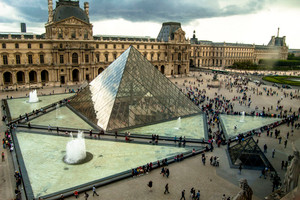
xmin=28 ymin=55 xmax=33 ymax=64
xmin=2 ymin=43 xmax=6 ymax=49
xmin=151 ymin=45 xmax=154 ymax=49
xmin=96 ymin=54 xmax=100 ymax=62
xmin=137 ymin=45 xmax=139 ymax=49
xmin=15 ymin=43 xmax=19 ymax=49
xmin=96 ymin=44 xmax=99 ymax=48
xmin=105 ymin=44 xmax=108 ymax=49
xmin=122 ymin=44 xmax=124 ymax=49
xmin=157 ymin=53 xmax=160 ymax=61
xmin=28 ymin=43 xmax=31 ymax=49
xmin=60 ymin=55 xmax=64 ymax=64
xmin=16 ymin=55 xmax=20 ymax=64
xmin=71 ymin=30 xmax=76 ymax=39
xmin=113 ymin=54 xmax=117 ymax=60
xmin=40 ymin=54 xmax=44 ymax=64
xmin=113 ymin=44 xmax=116 ymax=49
xmin=40 ymin=44 xmax=43 ymax=49
xmin=85 ymin=54 xmax=89 ymax=63
xmin=144 ymin=45 xmax=147 ymax=49
xmin=3 ymin=55 xmax=8 ymax=65
xmin=105 ymin=54 xmax=108 ymax=62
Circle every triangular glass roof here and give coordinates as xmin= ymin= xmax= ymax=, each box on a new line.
xmin=228 ymin=137 xmax=273 ymax=170
xmin=70 ymin=46 xmax=201 ymax=131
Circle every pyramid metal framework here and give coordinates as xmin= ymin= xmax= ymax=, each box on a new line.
xmin=70 ymin=46 xmax=201 ymax=131
xmin=228 ymin=137 xmax=274 ymax=170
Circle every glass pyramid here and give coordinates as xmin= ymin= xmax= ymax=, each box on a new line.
xmin=70 ymin=46 xmax=201 ymax=131
xmin=228 ymin=137 xmax=273 ymax=170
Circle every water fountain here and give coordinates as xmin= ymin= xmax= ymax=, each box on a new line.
xmin=55 ymin=103 xmax=61 ymax=119
xmin=240 ymin=111 xmax=245 ymax=123
xmin=63 ymin=131 xmax=93 ymax=165
xmin=175 ymin=117 xmax=181 ymax=130
xmin=28 ymin=90 xmax=39 ymax=103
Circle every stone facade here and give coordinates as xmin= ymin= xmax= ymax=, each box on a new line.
xmin=190 ymin=31 xmax=288 ymax=68
xmin=0 ymin=0 xmax=288 ymax=91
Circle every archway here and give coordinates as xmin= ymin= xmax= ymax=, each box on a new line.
xmin=98 ymin=67 xmax=104 ymax=75
xmin=72 ymin=69 xmax=79 ymax=82
xmin=72 ymin=53 xmax=78 ymax=64
xmin=41 ymin=70 xmax=49 ymax=83
xmin=3 ymin=72 xmax=12 ymax=85
xmin=178 ymin=65 xmax=181 ymax=74
xmin=16 ymin=71 xmax=25 ymax=84
xmin=161 ymin=65 xmax=165 ymax=74
xmin=29 ymin=70 xmax=37 ymax=83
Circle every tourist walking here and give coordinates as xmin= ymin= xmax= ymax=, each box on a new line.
xmin=166 ymin=168 xmax=170 ymax=178
xmin=92 ymin=185 xmax=99 ymax=196
xmin=180 ymin=189 xmax=186 ymax=200
xmin=284 ymin=140 xmax=288 ymax=148
xmin=1 ymin=152 xmax=4 ymax=161
xmin=263 ymin=144 xmax=267 ymax=153
xmin=272 ymin=149 xmax=275 ymax=158
xmin=147 ymin=180 xmax=153 ymax=191
xmin=84 ymin=192 xmax=89 ymax=200
xmin=164 ymin=183 xmax=169 ymax=194
xmin=196 ymin=190 xmax=200 ymax=200
xmin=74 ymin=190 xmax=79 ymax=198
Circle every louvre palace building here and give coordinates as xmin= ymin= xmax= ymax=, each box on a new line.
xmin=0 ymin=0 xmax=288 ymax=91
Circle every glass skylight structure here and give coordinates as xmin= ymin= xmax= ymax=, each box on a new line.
xmin=70 ymin=46 xmax=201 ymax=131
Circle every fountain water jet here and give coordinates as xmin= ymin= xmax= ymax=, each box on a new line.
xmin=174 ymin=117 xmax=181 ymax=130
xmin=240 ymin=111 xmax=245 ymax=123
xmin=64 ymin=131 xmax=93 ymax=165
xmin=28 ymin=90 xmax=39 ymax=103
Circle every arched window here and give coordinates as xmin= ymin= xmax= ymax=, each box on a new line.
xmin=29 ymin=70 xmax=37 ymax=83
xmin=3 ymin=72 xmax=12 ymax=85
xmin=41 ymin=70 xmax=49 ymax=82
xmin=98 ymin=68 xmax=104 ymax=74
xmin=178 ymin=53 xmax=181 ymax=61
xmin=72 ymin=69 xmax=79 ymax=82
xmin=16 ymin=71 xmax=25 ymax=84
xmin=72 ymin=53 xmax=78 ymax=64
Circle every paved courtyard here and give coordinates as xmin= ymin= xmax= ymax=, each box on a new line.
xmin=1 ymin=70 xmax=300 ymax=200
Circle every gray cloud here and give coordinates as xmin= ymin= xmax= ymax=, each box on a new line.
xmin=2 ymin=0 xmax=298 ymax=25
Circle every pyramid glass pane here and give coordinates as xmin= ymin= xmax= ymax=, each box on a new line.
xmin=6 ymin=93 xmax=74 ymax=119
xmin=16 ymin=131 xmax=195 ymax=198
xmin=79 ymin=48 xmax=130 ymax=129
xmin=68 ymin=87 xmax=97 ymax=125
xmin=106 ymin=47 xmax=200 ymax=130
xmin=30 ymin=106 xmax=93 ymax=130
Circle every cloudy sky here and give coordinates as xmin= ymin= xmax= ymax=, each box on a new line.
xmin=0 ymin=0 xmax=299 ymax=48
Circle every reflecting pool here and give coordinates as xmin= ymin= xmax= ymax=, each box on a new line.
xmin=220 ymin=114 xmax=281 ymax=138
xmin=30 ymin=106 xmax=93 ymax=130
xmin=124 ymin=114 xmax=206 ymax=139
xmin=17 ymin=132 xmax=195 ymax=198
xmin=6 ymin=93 xmax=74 ymax=119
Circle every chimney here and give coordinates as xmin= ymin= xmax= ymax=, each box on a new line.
xmin=48 ymin=0 xmax=53 ymax=23
xmin=21 ymin=23 xmax=26 ymax=33
xmin=277 ymin=27 xmax=280 ymax=37
xmin=84 ymin=2 xmax=89 ymax=17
